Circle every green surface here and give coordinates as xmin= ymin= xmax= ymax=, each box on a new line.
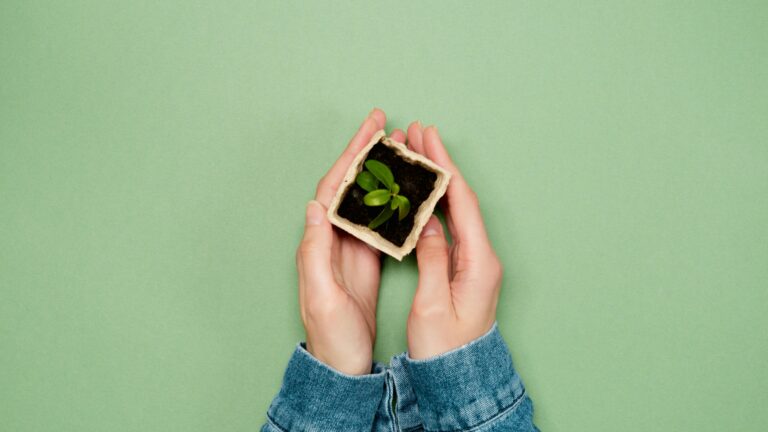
xmin=1 ymin=1 xmax=767 ymax=431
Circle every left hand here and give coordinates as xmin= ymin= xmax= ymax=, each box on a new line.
xmin=296 ymin=109 xmax=407 ymax=375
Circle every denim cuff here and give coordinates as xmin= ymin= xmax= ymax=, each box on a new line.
xmin=404 ymin=323 xmax=527 ymax=431
xmin=266 ymin=343 xmax=386 ymax=432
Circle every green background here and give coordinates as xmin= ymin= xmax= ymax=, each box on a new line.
xmin=2 ymin=1 xmax=766 ymax=431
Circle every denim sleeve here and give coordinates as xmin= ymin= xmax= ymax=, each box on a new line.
xmin=402 ymin=323 xmax=538 ymax=431
xmin=260 ymin=343 xmax=386 ymax=432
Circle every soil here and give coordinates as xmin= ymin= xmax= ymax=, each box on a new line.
xmin=337 ymin=141 xmax=437 ymax=246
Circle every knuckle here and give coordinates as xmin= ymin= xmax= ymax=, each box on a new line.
xmin=315 ymin=176 xmax=331 ymax=197
xmin=488 ymin=255 xmax=504 ymax=286
xmin=469 ymin=188 xmax=480 ymax=205
xmin=418 ymin=246 xmax=449 ymax=264
xmin=297 ymin=240 xmax=321 ymax=258
xmin=409 ymin=308 xmax=445 ymax=326
xmin=305 ymin=296 xmax=338 ymax=322
xmin=410 ymin=300 xmax=449 ymax=321
xmin=297 ymin=242 xmax=309 ymax=257
xmin=491 ymin=255 xmax=503 ymax=277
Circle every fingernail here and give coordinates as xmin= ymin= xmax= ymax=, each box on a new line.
xmin=306 ymin=200 xmax=324 ymax=226
xmin=421 ymin=226 xmax=438 ymax=237
xmin=368 ymin=107 xmax=380 ymax=117
xmin=421 ymin=219 xmax=441 ymax=237
xmin=416 ymin=120 xmax=423 ymax=128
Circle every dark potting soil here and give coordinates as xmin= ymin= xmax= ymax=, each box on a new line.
xmin=337 ymin=141 xmax=438 ymax=246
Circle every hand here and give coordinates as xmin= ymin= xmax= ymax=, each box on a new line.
xmin=404 ymin=123 xmax=504 ymax=360
xmin=296 ymin=109 xmax=407 ymax=375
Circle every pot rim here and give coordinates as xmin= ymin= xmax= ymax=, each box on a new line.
xmin=327 ymin=129 xmax=452 ymax=260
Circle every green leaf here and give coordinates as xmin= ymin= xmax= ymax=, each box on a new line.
xmin=364 ymin=160 xmax=394 ymax=190
xmin=363 ymin=189 xmax=391 ymax=206
xmin=368 ymin=206 xmax=394 ymax=229
xmin=391 ymin=194 xmax=405 ymax=209
xmin=390 ymin=182 xmax=400 ymax=194
xmin=397 ymin=196 xmax=411 ymax=221
xmin=356 ymin=171 xmax=379 ymax=192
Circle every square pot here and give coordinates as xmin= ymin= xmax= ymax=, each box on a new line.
xmin=327 ymin=130 xmax=451 ymax=260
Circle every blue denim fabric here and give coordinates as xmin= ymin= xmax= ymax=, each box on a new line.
xmin=262 ymin=323 xmax=537 ymax=431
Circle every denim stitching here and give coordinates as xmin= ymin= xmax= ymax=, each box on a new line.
xmin=422 ymin=390 xmax=527 ymax=432
xmin=265 ymin=414 xmax=287 ymax=432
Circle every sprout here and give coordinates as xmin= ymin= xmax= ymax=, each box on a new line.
xmin=355 ymin=160 xmax=411 ymax=229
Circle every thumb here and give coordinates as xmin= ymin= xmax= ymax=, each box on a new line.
xmin=414 ymin=215 xmax=451 ymax=304
xmin=298 ymin=200 xmax=335 ymax=293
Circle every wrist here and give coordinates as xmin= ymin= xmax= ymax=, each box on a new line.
xmin=306 ymin=341 xmax=373 ymax=376
xmin=407 ymin=319 xmax=496 ymax=360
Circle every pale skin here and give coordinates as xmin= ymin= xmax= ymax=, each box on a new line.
xmin=297 ymin=109 xmax=503 ymax=375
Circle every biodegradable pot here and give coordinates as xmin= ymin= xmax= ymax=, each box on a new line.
xmin=327 ymin=130 xmax=451 ymax=260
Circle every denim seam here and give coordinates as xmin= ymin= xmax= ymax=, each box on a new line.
xmin=265 ymin=414 xmax=287 ymax=432
xmin=296 ymin=342 xmax=387 ymax=380
xmin=423 ymin=389 xmax=527 ymax=432
xmin=386 ymin=370 xmax=399 ymax=432
xmin=405 ymin=323 xmax=499 ymax=363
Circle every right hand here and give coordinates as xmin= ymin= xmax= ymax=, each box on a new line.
xmin=404 ymin=123 xmax=504 ymax=360
xmin=297 ymin=109 xmax=407 ymax=375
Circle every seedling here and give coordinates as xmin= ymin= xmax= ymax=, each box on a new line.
xmin=355 ymin=160 xmax=411 ymax=229
xmin=328 ymin=131 xmax=451 ymax=260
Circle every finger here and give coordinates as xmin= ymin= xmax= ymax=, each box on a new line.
xmin=406 ymin=121 xmax=424 ymax=154
xmin=369 ymin=108 xmax=386 ymax=130
xmin=390 ymin=128 xmax=406 ymax=144
xmin=298 ymin=200 xmax=338 ymax=297
xmin=422 ymin=126 xmax=490 ymax=251
xmin=414 ymin=216 xmax=451 ymax=304
xmin=315 ymin=109 xmax=386 ymax=206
